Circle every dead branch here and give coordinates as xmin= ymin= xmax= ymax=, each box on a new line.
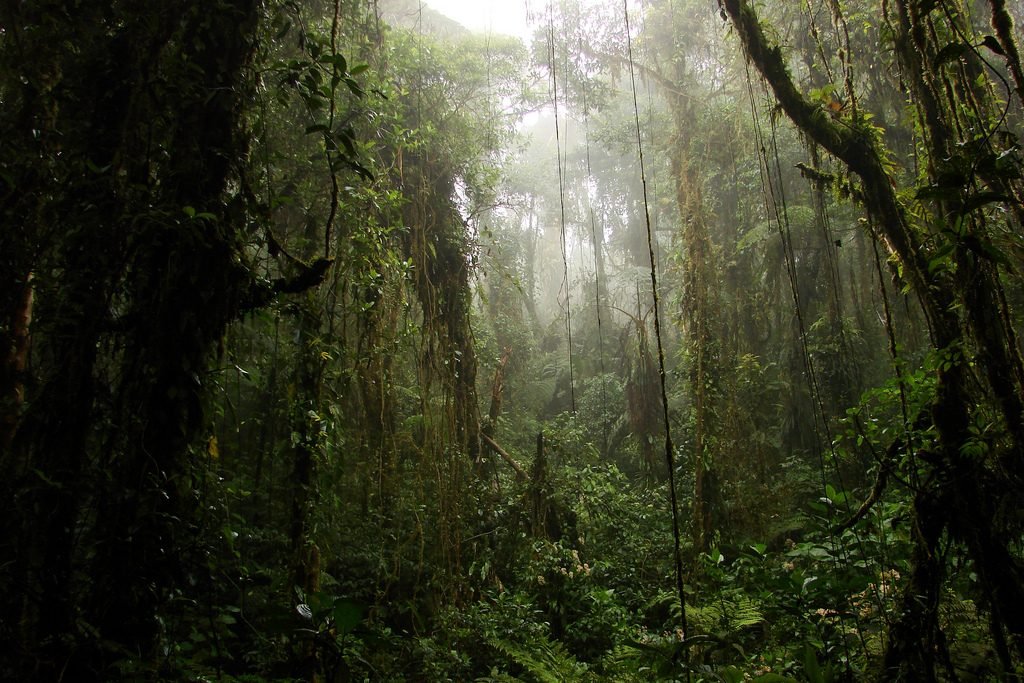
xmin=481 ymin=433 xmax=528 ymax=481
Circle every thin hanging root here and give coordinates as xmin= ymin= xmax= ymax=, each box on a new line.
xmin=622 ymin=0 xmax=689 ymax=645
xmin=547 ymin=4 xmax=576 ymax=413
xmin=580 ymin=36 xmax=609 ymax=450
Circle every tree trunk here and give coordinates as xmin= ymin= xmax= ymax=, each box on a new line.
xmin=721 ymin=0 xmax=1024 ymax=675
xmin=1 ymin=1 xmax=263 ymax=674
xmin=0 ymin=273 xmax=32 ymax=452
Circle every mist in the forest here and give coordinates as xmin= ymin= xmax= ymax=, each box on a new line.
xmin=5 ymin=0 xmax=1024 ymax=679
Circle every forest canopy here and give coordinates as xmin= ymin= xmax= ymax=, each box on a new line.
xmin=3 ymin=0 xmax=1024 ymax=680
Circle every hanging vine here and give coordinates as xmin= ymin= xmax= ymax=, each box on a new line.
xmin=721 ymin=0 xmax=1024 ymax=675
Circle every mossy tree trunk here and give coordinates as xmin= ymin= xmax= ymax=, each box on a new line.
xmin=0 ymin=1 xmax=310 ymax=675
xmin=721 ymin=0 xmax=1024 ymax=676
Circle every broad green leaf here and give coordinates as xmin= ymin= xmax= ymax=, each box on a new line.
xmin=332 ymin=599 xmax=363 ymax=635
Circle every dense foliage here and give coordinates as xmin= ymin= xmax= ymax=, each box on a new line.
xmin=3 ymin=0 xmax=1024 ymax=680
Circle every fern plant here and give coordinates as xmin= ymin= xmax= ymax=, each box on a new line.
xmin=688 ymin=592 xmax=765 ymax=637
xmin=484 ymin=635 xmax=595 ymax=683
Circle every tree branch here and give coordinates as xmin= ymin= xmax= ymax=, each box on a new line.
xmin=836 ymin=443 xmax=895 ymax=533
xmin=241 ymin=258 xmax=335 ymax=312
xmin=720 ymin=0 xmax=951 ymax=337
xmin=481 ymin=433 xmax=529 ymax=481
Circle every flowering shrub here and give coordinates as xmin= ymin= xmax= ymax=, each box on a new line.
xmin=526 ymin=540 xmax=631 ymax=663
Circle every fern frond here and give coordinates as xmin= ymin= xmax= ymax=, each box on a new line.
xmin=487 ymin=636 xmax=590 ymax=683
xmin=688 ymin=592 xmax=764 ymax=636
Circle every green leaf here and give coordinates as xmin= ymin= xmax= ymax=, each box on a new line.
xmin=324 ymin=53 xmax=348 ymax=72
xmin=332 ymin=598 xmax=363 ymax=635
xmin=803 ymin=644 xmax=824 ymax=683
xmin=719 ymin=666 xmax=747 ymax=683
xmin=825 ymin=483 xmax=847 ymax=506
xmin=31 ymin=468 xmax=63 ymax=489
xmin=344 ymin=77 xmax=365 ymax=97
xmin=928 ymin=242 xmax=955 ymax=273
